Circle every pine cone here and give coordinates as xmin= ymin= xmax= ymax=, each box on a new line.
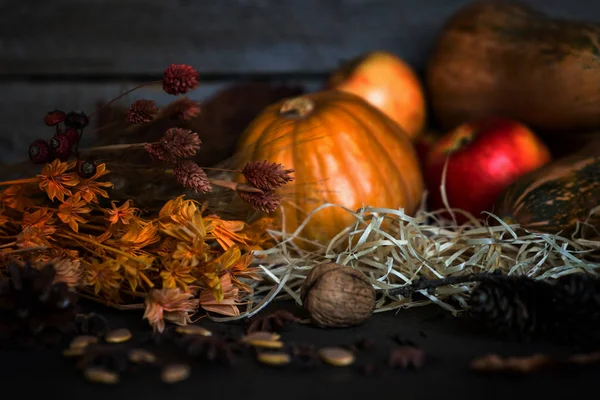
xmin=469 ymin=275 xmax=552 ymax=340
xmin=0 ymin=262 xmax=79 ymax=347
xmin=469 ymin=273 xmax=600 ymax=348
xmin=548 ymin=274 xmax=600 ymax=347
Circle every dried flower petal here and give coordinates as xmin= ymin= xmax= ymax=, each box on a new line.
xmin=58 ymin=193 xmax=92 ymax=232
xmin=237 ymin=190 xmax=281 ymax=213
xmin=162 ymin=64 xmax=200 ymax=95
xmin=199 ymin=274 xmax=241 ymax=317
xmin=126 ymin=99 xmax=158 ymax=124
xmin=174 ymin=160 xmax=212 ymax=193
xmin=241 ymin=160 xmax=294 ymax=191
xmin=144 ymin=288 xmax=199 ymax=333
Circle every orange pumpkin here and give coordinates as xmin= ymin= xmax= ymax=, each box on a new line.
xmin=234 ymin=90 xmax=424 ymax=244
xmin=328 ymin=51 xmax=427 ymax=140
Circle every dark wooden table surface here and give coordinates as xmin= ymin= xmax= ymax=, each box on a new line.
xmin=1 ymin=300 xmax=598 ymax=400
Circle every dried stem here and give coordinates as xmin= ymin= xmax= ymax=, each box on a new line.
xmin=88 ymin=81 xmax=162 ymax=119
xmin=79 ymin=143 xmax=147 ymax=154
xmin=57 ymin=232 xmax=152 ymax=266
xmin=387 ymin=272 xmax=501 ymax=297
xmin=0 ymin=177 xmax=38 ymax=186
xmin=209 ymin=179 xmax=263 ymax=194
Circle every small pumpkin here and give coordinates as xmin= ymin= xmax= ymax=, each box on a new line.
xmin=426 ymin=1 xmax=600 ymax=133
xmin=233 ymin=90 xmax=424 ymax=244
xmin=495 ymin=146 xmax=600 ymax=235
xmin=328 ymin=51 xmax=427 ymax=140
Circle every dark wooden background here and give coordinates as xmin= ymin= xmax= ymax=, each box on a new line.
xmin=1 ymin=0 xmax=599 ymax=164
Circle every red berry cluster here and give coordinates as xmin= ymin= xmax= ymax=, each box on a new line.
xmin=29 ymin=109 xmax=97 ymax=178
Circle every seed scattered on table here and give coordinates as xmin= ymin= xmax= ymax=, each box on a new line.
xmin=161 ymin=364 xmax=191 ymax=384
xmin=257 ymin=352 xmax=292 ymax=366
xmin=105 ymin=328 xmax=132 ymax=344
xmin=176 ymin=325 xmax=213 ymax=336
xmin=63 ymin=347 xmax=85 ymax=357
xmin=70 ymin=335 xmax=98 ymax=349
xmin=241 ymin=332 xmax=281 ymax=342
xmin=128 ymin=348 xmax=157 ymax=364
xmin=241 ymin=332 xmax=284 ymax=349
xmin=84 ymin=367 xmax=119 ymax=384
xmin=318 ymin=347 xmax=355 ymax=367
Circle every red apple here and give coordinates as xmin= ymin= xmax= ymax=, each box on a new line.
xmin=424 ymin=117 xmax=551 ymax=223
xmin=327 ymin=51 xmax=427 ymax=140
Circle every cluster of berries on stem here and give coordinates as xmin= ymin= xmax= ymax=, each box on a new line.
xmin=25 ymin=64 xmax=294 ymax=214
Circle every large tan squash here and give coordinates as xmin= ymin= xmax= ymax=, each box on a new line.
xmin=427 ymin=1 xmax=600 ymax=133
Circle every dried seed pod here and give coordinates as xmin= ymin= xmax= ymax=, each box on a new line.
xmin=84 ymin=367 xmax=120 ymax=384
xmin=176 ymin=325 xmax=212 ymax=336
xmin=128 ymin=348 xmax=157 ymax=364
xmin=105 ymin=328 xmax=132 ymax=344
xmin=318 ymin=347 xmax=355 ymax=367
xmin=257 ymin=352 xmax=292 ymax=366
xmin=300 ymin=263 xmax=376 ymax=328
xmin=161 ymin=364 xmax=191 ymax=384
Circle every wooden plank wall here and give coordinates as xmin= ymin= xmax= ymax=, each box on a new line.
xmin=1 ymin=0 xmax=599 ymax=164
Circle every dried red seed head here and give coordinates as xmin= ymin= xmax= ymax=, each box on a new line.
xmin=28 ymin=139 xmax=51 ymax=164
xmin=162 ymin=64 xmax=200 ymax=95
xmin=49 ymin=134 xmax=72 ymax=161
xmin=76 ymin=159 xmax=97 ymax=178
xmin=62 ymin=128 xmax=80 ymax=147
xmin=65 ymin=111 xmax=90 ymax=130
xmin=44 ymin=109 xmax=66 ymax=126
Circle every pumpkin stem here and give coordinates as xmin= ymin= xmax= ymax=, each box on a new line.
xmin=279 ymin=96 xmax=315 ymax=119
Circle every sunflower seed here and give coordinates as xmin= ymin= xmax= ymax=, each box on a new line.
xmin=319 ymin=347 xmax=355 ymax=367
xmin=63 ymin=347 xmax=85 ymax=357
xmin=257 ymin=352 xmax=292 ymax=366
xmin=70 ymin=335 xmax=98 ymax=349
xmin=128 ymin=348 xmax=157 ymax=364
xmin=84 ymin=367 xmax=119 ymax=384
xmin=105 ymin=328 xmax=132 ymax=344
xmin=176 ymin=325 xmax=213 ymax=336
xmin=161 ymin=364 xmax=191 ymax=384
xmin=241 ymin=332 xmax=281 ymax=342
xmin=245 ymin=339 xmax=285 ymax=349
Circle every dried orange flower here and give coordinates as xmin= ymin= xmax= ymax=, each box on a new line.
xmin=199 ymin=273 xmax=242 ymax=317
xmin=1 ymin=185 xmax=33 ymax=212
xmin=229 ymin=252 xmax=260 ymax=293
xmin=50 ymin=257 xmax=83 ymax=288
xmin=198 ymin=245 xmax=241 ymax=302
xmin=160 ymin=258 xmax=196 ymax=291
xmin=84 ymin=258 xmax=123 ymax=300
xmin=17 ymin=208 xmax=58 ymax=248
xmin=37 ymin=159 xmax=80 ymax=202
xmin=117 ymin=254 xmax=155 ymax=292
xmin=117 ymin=219 xmax=160 ymax=251
xmin=143 ymin=287 xmax=199 ymax=333
xmin=171 ymin=237 xmax=208 ymax=267
xmin=106 ymin=200 xmax=138 ymax=225
xmin=74 ymin=163 xmax=113 ymax=204
xmin=57 ymin=192 xmax=92 ymax=232
xmin=205 ymin=216 xmax=248 ymax=250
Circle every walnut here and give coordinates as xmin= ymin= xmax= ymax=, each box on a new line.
xmin=300 ymin=263 xmax=376 ymax=328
